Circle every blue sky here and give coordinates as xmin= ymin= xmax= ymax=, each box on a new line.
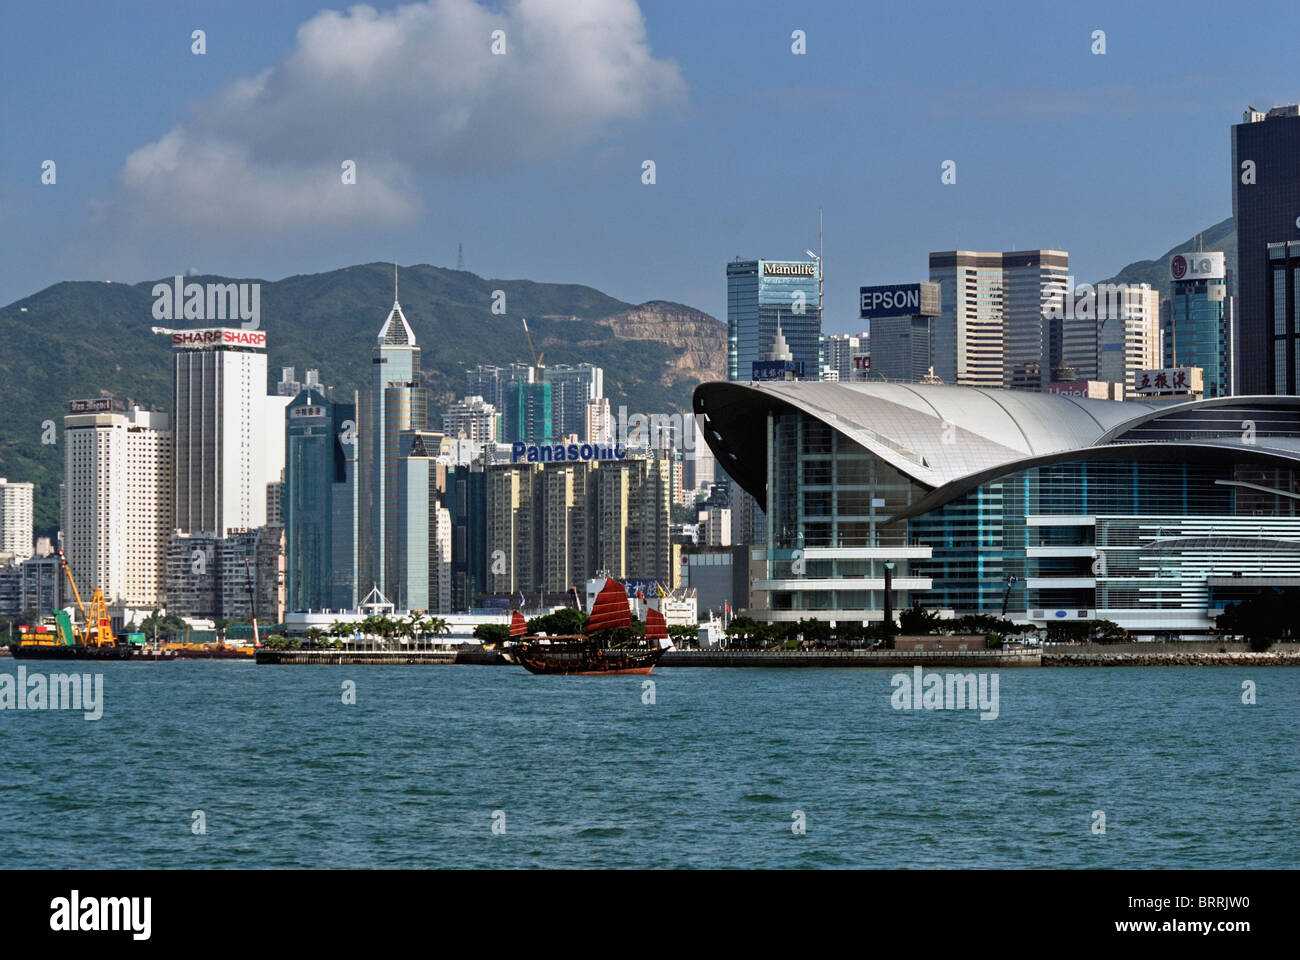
xmin=2 ymin=0 xmax=1296 ymax=333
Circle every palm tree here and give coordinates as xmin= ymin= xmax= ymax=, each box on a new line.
xmin=425 ymin=616 xmax=450 ymax=649
xmin=405 ymin=612 xmax=428 ymax=647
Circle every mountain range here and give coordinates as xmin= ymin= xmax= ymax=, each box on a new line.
xmin=0 ymin=263 xmax=724 ymax=536
xmin=0 ymin=220 xmax=1239 ymax=538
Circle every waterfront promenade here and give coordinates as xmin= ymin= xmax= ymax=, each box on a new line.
xmin=253 ymin=643 xmax=1300 ymax=667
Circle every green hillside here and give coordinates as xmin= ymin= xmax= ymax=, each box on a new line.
xmin=0 ymin=262 xmax=724 ymax=537
xmin=1097 ymin=215 xmax=1236 ymax=291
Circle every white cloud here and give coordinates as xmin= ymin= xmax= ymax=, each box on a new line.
xmin=107 ymin=0 xmax=685 ymax=232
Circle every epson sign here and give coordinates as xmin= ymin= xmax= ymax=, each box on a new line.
xmin=859 ymin=282 xmax=940 ymax=319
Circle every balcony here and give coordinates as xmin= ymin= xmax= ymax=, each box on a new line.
xmin=753 ymin=577 xmax=933 ymax=591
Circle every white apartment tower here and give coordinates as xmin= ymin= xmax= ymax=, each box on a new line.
xmin=442 ymin=395 xmax=498 ymax=443
xmin=0 ymin=478 xmax=35 ymax=560
xmin=63 ymin=406 xmax=172 ymax=605
xmin=166 ymin=328 xmax=287 ymax=535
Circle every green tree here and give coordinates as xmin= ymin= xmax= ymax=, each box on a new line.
xmin=527 ymin=607 xmax=587 ymax=636
xmin=474 ymin=623 xmax=509 ymax=645
xmin=898 ymin=603 xmax=942 ymax=635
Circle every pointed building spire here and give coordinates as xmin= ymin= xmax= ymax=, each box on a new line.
xmin=377 ymin=261 xmax=416 ymax=347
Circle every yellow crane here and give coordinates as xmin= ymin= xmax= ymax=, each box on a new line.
xmin=57 ymin=548 xmax=115 ymax=648
xmin=521 ymin=317 xmax=543 ymax=369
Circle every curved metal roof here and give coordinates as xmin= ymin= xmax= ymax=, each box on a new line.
xmin=693 ymin=381 xmax=1300 ymax=514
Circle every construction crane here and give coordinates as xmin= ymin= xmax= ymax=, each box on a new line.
xmin=56 ymin=548 xmax=115 ymax=647
xmin=521 ymin=317 xmax=543 ymax=369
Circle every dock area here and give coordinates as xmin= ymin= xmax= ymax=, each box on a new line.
xmin=257 ymin=648 xmax=460 ymax=665
xmin=659 ymin=648 xmax=1041 ymax=668
xmin=248 ymin=641 xmax=1300 ymax=667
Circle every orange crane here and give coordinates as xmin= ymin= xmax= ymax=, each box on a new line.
xmin=57 ymin=548 xmax=115 ymax=647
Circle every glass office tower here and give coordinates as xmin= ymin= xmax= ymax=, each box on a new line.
xmin=727 ymin=259 xmax=822 ymax=381
xmin=284 ymin=389 xmax=354 ymax=611
xmin=1232 ymin=105 xmax=1300 ymax=394
xmin=1167 ymin=253 xmax=1233 ymax=397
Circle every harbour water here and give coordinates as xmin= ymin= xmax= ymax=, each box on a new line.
xmin=1 ymin=662 xmax=1295 ymax=869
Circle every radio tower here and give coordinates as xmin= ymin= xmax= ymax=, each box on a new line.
xmin=457 ymin=243 xmax=464 ymax=271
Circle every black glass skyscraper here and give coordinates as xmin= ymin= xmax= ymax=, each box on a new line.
xmin=1232 ymin=105 xmax=1300 ymax=394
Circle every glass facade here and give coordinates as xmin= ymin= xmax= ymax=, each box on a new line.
xmin=727 ymin=259 xmax=821 ymax=381
xmin=756 ymin=405 xmax=1300 ymax=628
xmin=1166 ymin=276 xmax=1231 ymax=396
xmin=284 ymin=391 xmax=353 ymax=611
xmin=1232 ymin=111 xmax=1300 ymax=394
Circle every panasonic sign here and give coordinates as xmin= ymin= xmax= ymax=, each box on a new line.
xmin=859 ymin=282 xmax=940 ymax=319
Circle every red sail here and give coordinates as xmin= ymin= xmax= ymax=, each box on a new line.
xmin=584 ymin=578 xmax=633 ymax=634
xmin=510 ymin=610 xmax=528 ymax=637
xmin=645 ymin=607 xmax=668 ymax=643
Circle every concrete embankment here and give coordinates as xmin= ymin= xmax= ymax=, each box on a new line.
xmin=253 ymin=643 xmax=1300 ymax=667
xmin=659 ymin=649 xmax=1041 ymax=668
xmin=1045 ymin=651 xmax=1300 ymax=666
xmin=257 ymin=649 xmax=461 ymax=665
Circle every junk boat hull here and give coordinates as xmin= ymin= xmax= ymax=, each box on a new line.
xmin=511 ymin=641 xmax=665 ymax=676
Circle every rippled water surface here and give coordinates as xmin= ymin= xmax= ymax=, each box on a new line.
xmin=1 ymin=662 xmax=1296 ymax=868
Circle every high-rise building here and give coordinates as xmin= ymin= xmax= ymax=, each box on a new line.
xmin=0 ymin=478 xmax=34 ymax=561
xmin=929 ymin=250 xmax=1068 ymax=389
xmin=1003 ymin=251 xmax=1070 ymax=391
xmin=585 ymin=397 xmax=613 ymax=444
xmin=446 ymin=464 xmax=487 ymax=611
xmin=1170 ymin=252 xmax=1227 ymax=398
xmin=542 ymin=364 xmax=603 ymax=439
xmin=860 ymin=283 xmax=941 ymax=383
xmin=465 ymin=363 xmax=535 ymax=412
xmin=166 ymin=526 xmax=284 ymax=622
xmin=284 ymin=388 xmax=355 ymax=612
xmin=1098 ymin=285 xmax=1160 ymax=391
xmin=502 ymin=379 xmax=553 ymax=443
xmin=355 ymin=279 xmax=430 ymax=602
xmin=1232 ymin=104 xmax=1300 ymax=394
xmin=442 ymin=395 xmax=498 ymax=443
xmin=62 ymin=405 xmax=171 ymax=606
xmin=167 ymin=327 xmax=287 ymax=535
xmin=822 ymin=333 xmax=870 ymax=382
xmin=727 ymin=258 xmax=822 ymax=381
xmin=1059 ymin=281 xmax=1160 ymax=391
xmin=484 ymin=456 xmax=672 ymax=596
xmin=392 ymin=431 xmax=451 ymax=612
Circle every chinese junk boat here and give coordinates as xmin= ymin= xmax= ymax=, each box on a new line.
xmin=506 ymin=578 xmax=672 ymax=676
